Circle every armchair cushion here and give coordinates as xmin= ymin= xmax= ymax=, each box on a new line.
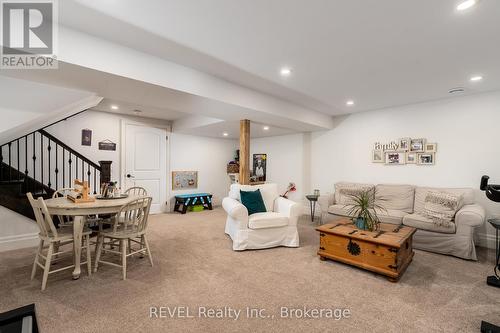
xmin=248 ymin=212 xmax=289 ymax=230
xmin=240 ymin=189 xmax=267 ymax=215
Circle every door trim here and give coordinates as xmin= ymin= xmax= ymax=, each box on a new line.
xmin=120 ymin=119 xmax=170 ymax=213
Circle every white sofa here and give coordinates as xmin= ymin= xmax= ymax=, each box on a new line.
xmin=318 ymin=182 xmax=486 ymax=260
xmin=222 ymin=183 xmax=301 ymax=251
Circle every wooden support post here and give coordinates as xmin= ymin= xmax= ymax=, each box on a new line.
xmin=239 ymin=119 xmax=250 ymax=185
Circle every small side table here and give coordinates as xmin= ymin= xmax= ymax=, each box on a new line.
xmin=487 ymin=218 xmax=500 ymax=288
xmin=306 ymin=195 xmax=320 ymax=224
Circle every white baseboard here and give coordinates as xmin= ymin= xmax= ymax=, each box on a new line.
xmin=476 ymin=232 xmax=497 ymax=250
xmin=0 ymin=233 xmax=39 ymax=252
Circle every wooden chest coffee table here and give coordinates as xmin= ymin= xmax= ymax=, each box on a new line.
xmin=316 ymin=219 xmax=416 ymax=282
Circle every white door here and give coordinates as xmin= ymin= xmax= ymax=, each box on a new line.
xmin=123 ymin=123 xmax=167 ymax=214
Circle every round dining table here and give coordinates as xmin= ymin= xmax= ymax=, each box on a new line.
xmin=44 ymin=196 xmax=138 ymax=279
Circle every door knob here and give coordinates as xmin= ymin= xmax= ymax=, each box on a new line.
xmin=127 ymin=174 xmax=135 ymax=178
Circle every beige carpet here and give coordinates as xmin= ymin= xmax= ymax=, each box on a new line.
xmin=0 ymin=208 xmax=498 ymax=333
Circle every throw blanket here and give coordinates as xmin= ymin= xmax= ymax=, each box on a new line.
xmin=423 ymin=191 xmax=462 ymax=226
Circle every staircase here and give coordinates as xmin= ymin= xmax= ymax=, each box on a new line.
xmin=0 ymin=124 xmax=110 ymax=220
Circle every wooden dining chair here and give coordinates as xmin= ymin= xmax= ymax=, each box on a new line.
xmin=52 ymin=188 xmax=76 ymax=226
xmin=27 ymin=193 xmax=92 ymax=291
xmin=94 ymin=197 xmax=153 ymax=280
xmin=125 ymin=186 xmax=148 ymax=196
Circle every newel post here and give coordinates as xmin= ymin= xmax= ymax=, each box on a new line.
xmin=99 ymin=161 xmax=112 ymax=185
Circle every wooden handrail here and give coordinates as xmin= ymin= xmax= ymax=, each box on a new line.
xmin=0 ymin=109 xmax=87 ymax=148
xmin=38 ymin=129 xmax=101 ymax=170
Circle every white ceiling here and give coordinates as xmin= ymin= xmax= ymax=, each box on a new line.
xmin=93 ymin=99 xmax=185 ymax=121
xmin=176 ymin=120 xmax=295 ymax=140
xmin=61 ymin=0 xmax=500 ymax=115
xmin=0 ymin=62 xmax=322 ymax=137
xmin=0 ymin=76 xmax=93 ymax=114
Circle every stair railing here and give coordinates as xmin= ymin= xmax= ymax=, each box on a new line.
xmin=0 ymin=129 xmax=107 ymax=195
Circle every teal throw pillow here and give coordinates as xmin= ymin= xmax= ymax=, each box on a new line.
xmin=240 ymin=189 xmax=267 ymax=215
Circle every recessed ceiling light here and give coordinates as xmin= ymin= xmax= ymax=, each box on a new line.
xmin=280 ymin=67 xmax=292 ymax=77
xmin=456 ymin=0 xmax=477 ymax=11
xmin=263 ymin=126 xmax=270 ymax=131
xmin=223 ymin=132 xmax=229 ymax=137
xmin=346 ymin=100 xmax=355 ymax=106
xmin=110 ymin=105 xmax=119 ymax=110
xmin=470 ymin=75 xmax=483 ymax=82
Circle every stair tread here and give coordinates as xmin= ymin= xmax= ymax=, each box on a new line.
xmin=0 ymin=179 xmax=24 ymax=184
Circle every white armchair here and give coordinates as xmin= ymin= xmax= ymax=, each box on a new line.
xmin=223 ymin=183 xmax=300 ymax=251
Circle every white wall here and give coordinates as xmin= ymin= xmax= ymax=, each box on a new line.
xmin=0 ymin=206 xmax=39 ymax=252
xmin=310 ymin=91 xmax=500 ymax=248
xmin=250 ymin=133 xmax=309 ymax=203
xmin=169 ymin=133 xmax=237 ymax=206
xmin=45 ymin=110 xmax=171 ymax=184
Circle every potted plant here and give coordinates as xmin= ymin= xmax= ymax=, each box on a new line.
xmin=344 ymin=190 xmax=386 ymax=231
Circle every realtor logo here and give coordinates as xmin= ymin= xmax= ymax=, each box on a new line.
xmin=1 ymin=0 xmax=58 ymax=69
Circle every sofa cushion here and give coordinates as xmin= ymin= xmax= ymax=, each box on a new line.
xmin=248 ymin=212 xmax=289 ymax=230
xmin=334 ymin=182 xmax=375 ymax=205
xmin=375 ymin=184 xmax=415 ymax=213
xmin=229 ymin=183 xmax=278 ymax=212
xmin=403 ymin=213 xmax=456 ymax=234
xmin=374 ymin=208 xmax=406 ymax=225
xmin=328 ymin=204 xmax=353 ymax=217
xmin=240 ymin=189 xmax=267 ymax=215
xmin=328 ymin=205 xmax=404 ymax=225
xmin=414 ymin=187 xmax=473 ymax=215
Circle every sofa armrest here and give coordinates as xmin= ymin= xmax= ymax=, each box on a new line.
xmin=222 ymin=197 xmax=248 ymax=221
xmin=455 ymin=204 xmax=485 ymax=228
xmin=274 ymin=197 xmax=301 ymax=226
xmin=317 ymin=193 xmax=334 ymax=214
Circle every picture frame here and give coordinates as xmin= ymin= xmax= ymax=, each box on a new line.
xmin=98 ymin=139 xmax=116 ymax=151
xmin=81 ymin=129 xmax=92 ymax=146
xmin=385 ymin=152 xmax=406 ymax=165
xmin=410 ymin=138 xmax=425 ymax=152
xmin=406 ymin=153 xmax=417 ymax=164
xmin=399 ymin=138 xmax=411 ymax=152
xmin=417 ymin=153 xmax=435 ymax=165
xmin=372 ymin=150 xmax=385 ymax=163
xmin=172 ymin=171 xmax=198 ymax=190
xmin=425 ymin=143 xmax=437 ymax=153
xmin=252 ymin=154 xmax=267 ymax=182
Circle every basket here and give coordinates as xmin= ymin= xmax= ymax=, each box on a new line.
xmin=227 ymin=163 xmax=239 ymax=174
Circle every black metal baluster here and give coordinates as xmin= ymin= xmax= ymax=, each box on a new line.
xmin=8 ymin=142 xmax=12 ymax=180
xmin=62 ymin=149 xmax=65 ymax=188
xmin=17 ymin=139 xmax=20 ymax=181
xmin=87 ymin=163 xmax=91 ymax=192
xmin=47 ymin=139 xmax=51 ymax=188
xmin=68 ymin=152 xmax=72 ymax=186
xmin=82 ymin=159 xmax=84 ymax=181
xmin=32 ymin=133 xmax=36 ymax=193
xmin=55 ymin=143 xmax=58 ymax=190
xmin=75 ymin=156 xmax=78 ymax=181
xmin=24 ymin=136 xmax=28 ymax=178
xmin=40 ymin=135 xmax=43 ymax=188
xmin=93 ymin=168 xmax=97 ymax=194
